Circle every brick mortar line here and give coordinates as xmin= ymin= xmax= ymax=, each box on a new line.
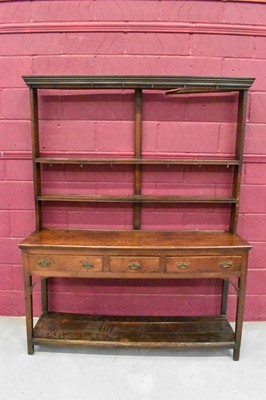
xmin=2 ymin=55 xmax=266 ymax=62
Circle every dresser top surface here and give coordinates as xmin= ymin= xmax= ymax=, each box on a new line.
xmin=19 ymin=229 xmax=251 ymax=250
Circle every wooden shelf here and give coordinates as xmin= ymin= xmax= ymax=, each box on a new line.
xmin=33 ymin=312 xmax=235 ymax=350
xmin=38 ymin=194 xmax=237 ymax=204
xmin=36 ymin=157 xmax=240 ymax=166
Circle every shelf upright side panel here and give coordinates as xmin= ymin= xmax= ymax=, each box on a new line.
xmin=29 ymin=88 xmax=42 ymax=230
xmin=230 ymin=90 xmax=248 ymax=234
xmin=133 ymin=89 xmax=143 ymax=229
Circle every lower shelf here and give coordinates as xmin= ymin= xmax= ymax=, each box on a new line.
xmin=33 ymin=312 xmax=235 ymax=350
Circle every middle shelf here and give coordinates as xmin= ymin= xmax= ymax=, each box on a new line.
xmin=36 ymin=157 xmax=240 ymax=166
xmin=38 ymin=194 xmax=237 ymax=204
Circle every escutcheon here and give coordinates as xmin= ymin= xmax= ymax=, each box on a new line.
xmin=176 ymin=262 xmax=190 ymax=270
xmin=81 ymin=262 xmax=94 ymax=270
xmin=128 ymin=262 xmax=141 ymax=270
xmin=220 ymin=260 xmax=232 ymax=269
xmin=38 ymin=260 xmax=50 ymax=268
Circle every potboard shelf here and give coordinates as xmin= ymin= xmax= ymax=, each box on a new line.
xmin=33 ymin=312 xmax=235 ymax=350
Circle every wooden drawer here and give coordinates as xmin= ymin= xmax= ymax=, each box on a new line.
xmin=166 ymin=256 xmax=242 ymax=273
xmin=110 ymin=256 xmax=160 ymax=273
xmin=28 ymin=254 xmax=103 ymax=273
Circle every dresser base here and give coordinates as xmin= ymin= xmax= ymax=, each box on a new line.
xmin=20 ymin=229 xmax=250 ymax=359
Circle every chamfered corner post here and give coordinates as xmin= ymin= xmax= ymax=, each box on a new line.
xmin=230 ymin=90 xmax=248 ymax=235
xmin=221 ymin=279 xmax=230 ymax=316
xmin=29 ymin=86 xmax=49 ymax=316
xmin=233 ymin=253 xmax=248 ymax=361
xmin=23 ymin=253 xmax=34 ymax=355
xmin=41 ymin=278 xmax=48 ymax=313
xmin=133 ymin=88 xmax=143 ymax=230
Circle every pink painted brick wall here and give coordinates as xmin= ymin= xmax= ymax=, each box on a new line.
xmin=0 ymin=0 xmax=266 ymax=320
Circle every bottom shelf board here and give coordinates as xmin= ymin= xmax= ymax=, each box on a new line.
xmin=33 ymin=312 xmax=235 ymax=349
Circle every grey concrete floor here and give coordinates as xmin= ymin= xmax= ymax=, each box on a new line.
xmin=0 ymin=317 xmax=266 ymax=400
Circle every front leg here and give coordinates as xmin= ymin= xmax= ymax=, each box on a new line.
xmin=23 ymin=272 xmax=34 ymax=355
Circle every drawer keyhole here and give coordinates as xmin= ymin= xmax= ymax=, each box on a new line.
xmin=176 ymin=262 xmax=189 ymax=270
xmin=38 ymin=260 xmax=50 ymax=268
xmin=82 ymin=262 xmax=94 ymax=270
xmin=220 ymin=260 xmax=232 ymax=269
xmin=128 ymin=262 xmax=141 ymax=270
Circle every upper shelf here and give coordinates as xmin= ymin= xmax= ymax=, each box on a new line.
xmin=36 ymin=157 xmax=240 ymax=166
xmin=22 ymin=75 xmax=255 ymax=91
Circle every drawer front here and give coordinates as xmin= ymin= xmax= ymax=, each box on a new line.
xmin=110 ymin=256 xmax=160 ymax=273
xmin=166 ymin=256 xmax=242 ymax=273
xmin=28 ymin=254 xmax=103 ymax=273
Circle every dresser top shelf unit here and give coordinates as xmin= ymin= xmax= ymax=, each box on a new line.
xmin=23 ymin=75 xmax=254 ymax=233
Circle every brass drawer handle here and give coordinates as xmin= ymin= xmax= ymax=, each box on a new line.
xmin=38 ymin=260 xmax=50 ymax=268
xmin=220 ymin=260 xmax=232 ymax=269
xmin=128 ymin=262 xmax=141 ymax=270
xmin=82 ymin=262 xmax=94 ymax=270
xmin=176 ymin=262 xmax=189 ymax=270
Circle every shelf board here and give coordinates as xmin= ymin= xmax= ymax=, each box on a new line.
xmin=33 ymin=312 xmax=235 ymax=350
xmin=38 ymin=194 xmax=237 ymax=204
xmin=36 ymin=157 xmax=240 ymax=166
